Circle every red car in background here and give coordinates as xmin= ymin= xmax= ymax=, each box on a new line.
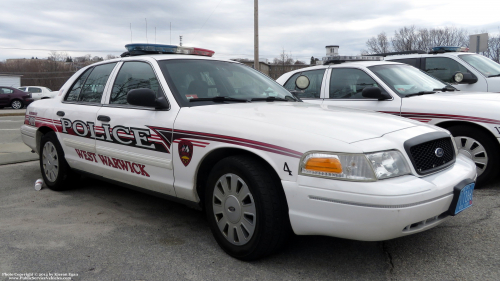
xmin=0 ymin=86 xmax=34 ymax=109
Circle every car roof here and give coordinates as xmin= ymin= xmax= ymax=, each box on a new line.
xmin=385 ymin=52 xmax=471 ymax=60
xmin=97 ymin=54 xmax=240 ymax=65
xmin=285 ymin=60 xmax=403 ymax=74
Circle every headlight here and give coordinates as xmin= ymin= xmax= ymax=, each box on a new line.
xmin=300 ymin=150 xmax=411 ymax=181
xmin=300 ymin=152 xmax=376 ymax=181
xmin=365 ymin=150 xmax=411 ymax=180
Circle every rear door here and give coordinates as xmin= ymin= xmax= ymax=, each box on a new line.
xmin=53 ymin=62 xmax=119 ymax=175
xmin=95 ymin=60 xmax=177 ymax=196
xmin=282 ymin=69 xmax=326 ymax=104
xmin=27 ymin=87 xmax=43 ymax=100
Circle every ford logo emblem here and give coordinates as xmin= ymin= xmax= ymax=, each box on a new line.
xmin=435 ymin=148 xmax=444 ymax=158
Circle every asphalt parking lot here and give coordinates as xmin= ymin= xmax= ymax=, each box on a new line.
xmin=1 ymin=112 xmax=500 ymax=281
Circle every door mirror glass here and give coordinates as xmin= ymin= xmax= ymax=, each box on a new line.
xmin=127 ymin=88 xmax=156 ymax=107
xmin=361 ymin=87 xmax=391 ymax=100
xmin=295 ymin=75 xmax=310 ymax=90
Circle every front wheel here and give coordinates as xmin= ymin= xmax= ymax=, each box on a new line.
xmin=205 ymin=155 xmax=291 ymax=260
xmin=39 ymin=131 xmax=79 ymax=191
xmin=448 ymin=125 xmax=500 ymax=186
xmin=10 ymin=99 xmax=24 ymax=109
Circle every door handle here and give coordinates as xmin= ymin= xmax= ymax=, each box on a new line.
xmin=56 ymin=111 xmax=65 ymax=117
xmin=97 ymin=115 xmax=111 ymax=122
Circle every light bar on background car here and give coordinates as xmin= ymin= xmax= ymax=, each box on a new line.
xmin=124 ymin=43 xmax=215 ymax=57
xmin=322 ymin=55 xmax=383 ymax=64
xmin=431 ymin=46 xmax=469 ymax=53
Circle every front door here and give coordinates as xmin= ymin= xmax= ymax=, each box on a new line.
xmin=95 ymin=60 xmax=177 ymax=196
xmin=320 ymin=67 xmax=402 ymax=116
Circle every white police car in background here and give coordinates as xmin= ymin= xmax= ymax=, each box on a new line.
xmin=383 ymin=47 xmax=500 ymax=92
xmin=277 ymin=56 xmax=499 ymax=186
xmin=20 ymin=44 xmax=476 ymax=260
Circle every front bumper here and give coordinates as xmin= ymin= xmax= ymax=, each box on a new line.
xmin=282 ymin=154 xmax=476 ymax=241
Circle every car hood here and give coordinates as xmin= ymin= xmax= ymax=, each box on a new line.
xmin=191 ymin=102 xmax=421 ymax=143
xmin=410 ymin=91 xmax=500 ymax=102
xmin=403 ymin=92 xmax=500 ymax=119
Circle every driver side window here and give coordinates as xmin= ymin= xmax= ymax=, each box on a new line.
xmin=329 ymin=68 xmax=381 ymax=99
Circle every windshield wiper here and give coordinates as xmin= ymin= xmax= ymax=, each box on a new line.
xmin=189 ymin=96 xmax=250 ymax=103
xmin=405 ymin=91 xmax=436 ymax=98
xmin=433 ymin=86 xmax=456 ymax=92
xmin=488 ymin=74 xmax=500 ymax=77
xmin=250 ymin=96 xmax=293 ymax=102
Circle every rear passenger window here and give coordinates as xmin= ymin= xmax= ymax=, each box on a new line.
xmin=28 ymin=88 xmax=42 ymax=93
xmin=391 ymin=58 xmax=418 ymax=67
xmin=65 ymin=63 xmax=117 ymax=103
xmin=283 ymin=69 xmax=325 ymax=99
xmin=110 ymin=62 xmax=162 ymax=105
xmin=425 ymin=57 xmax=470 ymax=83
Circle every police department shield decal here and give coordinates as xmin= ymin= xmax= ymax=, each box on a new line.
xmin=178 ymin=140 xmax=194 ymax=166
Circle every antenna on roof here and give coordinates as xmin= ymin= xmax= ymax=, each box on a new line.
xmin=130 ymin=23 xmax=132 ymax=43
xmin=145 ymin=18 xmax=148 ymax=43
xmin=155 ymin=27 xmax=156 ymax=44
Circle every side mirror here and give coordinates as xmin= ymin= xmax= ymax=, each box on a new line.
xmin=295 ymin=75 xmax=310 ymax=90
xmin=127 ymin=88 xmax=169 ymax=109
xmin=453 ymin=72 xmax=478 ymax=84
xmin=361 ymin=87 xmax=391 ymax=100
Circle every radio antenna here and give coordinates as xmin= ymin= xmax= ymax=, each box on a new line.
xmin=130 ymin=23 xmax=132 ymax=42
xmin=145 ymin=18 xmax=148 ymax=43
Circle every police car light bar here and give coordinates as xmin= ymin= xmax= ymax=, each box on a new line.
xmin=124 ymin=43 xmax=215 ymax=57
xmin=323 ymin=55 xmax=383 ymax=65
xmin=431 ymin=46 xmax=469 ymax=53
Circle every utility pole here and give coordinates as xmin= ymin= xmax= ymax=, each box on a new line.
xmin=254 ymin=0 xmax=259 ymax=71
xmin=180 ymin=36 xmax=183 ymax=46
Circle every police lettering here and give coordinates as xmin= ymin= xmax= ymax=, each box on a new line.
xmin=59 ymin=118 xmax=162 ymax=153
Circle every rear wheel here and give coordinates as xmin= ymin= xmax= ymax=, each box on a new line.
xmin=447 ymin=125 xmax=500 ymax=186
xmin=10 ymin=99 xmax=23 ymax=109
xmin=39 ymin=131 xmax=79 ymax=191
xmin=205 ymin=155 xmax=291 ymax=260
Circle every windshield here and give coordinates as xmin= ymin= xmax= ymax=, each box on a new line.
xmin=368 ymin=64 xmax=450 ymax=97
xmin=459 ymin=54 xmax=500 ymax=77
xmin=158 ymin=59 xmax=297 ymax=106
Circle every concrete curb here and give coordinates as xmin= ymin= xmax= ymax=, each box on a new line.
xmin=0 ymin=112 xmax=26 ymax=117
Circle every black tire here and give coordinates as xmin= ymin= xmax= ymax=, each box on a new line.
xmin=39 ymin=131 xmax=79 ymax=191
xmin=205 ymin=155 xmax=292 ymax=260
xmin=10 ymin=99 xmax=24 ymax=109
xmin=447 ymin=125 xmax=500 ymax=187
xmin=0 ymin=106 xmax=4 ymax=109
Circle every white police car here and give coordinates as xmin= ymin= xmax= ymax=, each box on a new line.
xmin=384 ymin=47 xmax=500 ymax=93
xmin=21 ymin=44 xmax=476 ymax=260
xmin=277 ymin=56 xmax=499 ymax=186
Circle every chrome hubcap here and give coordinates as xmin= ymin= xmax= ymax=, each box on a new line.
xmin=212 ymin=173 xmax=256 ymax=246
xmin=12 ymin=101 xmax=21 ymax=109
xmin=42 ymin=142 xmax=59 ymax=182
xmin=454 ymin=136 xmax=488 ymax=177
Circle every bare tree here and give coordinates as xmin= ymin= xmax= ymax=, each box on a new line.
xmin=365 ymin=32 xmax=392 ymax=54
xmin=366 ymin=26 xmax=471 ymax=54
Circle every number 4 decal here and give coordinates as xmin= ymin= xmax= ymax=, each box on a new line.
xmin=283 ymin=162 xmax=292 ymax=176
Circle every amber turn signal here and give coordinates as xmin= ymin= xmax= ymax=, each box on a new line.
xmin=305 ymin=157 xmax=343 ymax=173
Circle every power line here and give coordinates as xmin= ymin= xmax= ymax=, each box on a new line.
xmin=194 ymin=0 xmax=224 ymax=37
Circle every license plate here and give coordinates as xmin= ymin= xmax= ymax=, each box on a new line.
xmin=454 ymin=182 xmax=474 ymax=215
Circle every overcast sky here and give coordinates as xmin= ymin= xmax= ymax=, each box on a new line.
xmin=1 ymin=0 xmax=499 ymax=62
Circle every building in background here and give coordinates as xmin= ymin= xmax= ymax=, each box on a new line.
xmin=0 ymin=74 xmax=22 ymax=87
